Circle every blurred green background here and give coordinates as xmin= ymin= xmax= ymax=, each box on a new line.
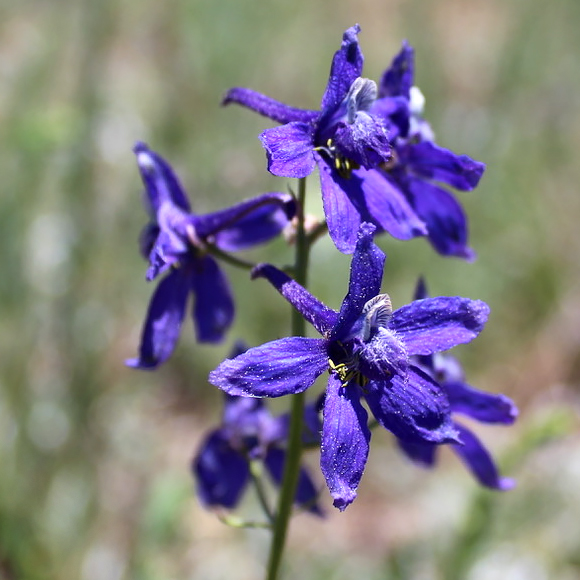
xmin=2 ymin=0 xmax=580 ymax=578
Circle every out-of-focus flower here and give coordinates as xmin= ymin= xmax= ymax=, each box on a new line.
xmin=193 ymin=391 xmax=321 ymax=514
xmin=127 ymin=142 xmax=296 ymax=369
xmin=376 ymin=42 xmax=486 ymax=259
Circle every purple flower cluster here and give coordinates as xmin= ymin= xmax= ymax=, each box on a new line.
xmin=194 ymin=393 xmax=321 ymax=514
xmin=210 ymin=224 xmax=495 ymax=510
xmin=127 ymin=25 xmax=516 ymax=516
xmin=224 ymin=25 xmax=484 ymax=257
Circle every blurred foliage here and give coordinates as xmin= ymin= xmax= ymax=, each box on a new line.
xmin=1 ymin=0 xmax=580 ymax=579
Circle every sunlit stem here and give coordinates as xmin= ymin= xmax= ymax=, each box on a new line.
xmin=265 ymin=176 xmax=309 ymax=580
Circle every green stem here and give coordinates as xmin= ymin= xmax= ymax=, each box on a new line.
xmin=206 ymin=244 xmax=257 ymax=271
xmin=265 ymin=177 xmax=309 ymax=580
xmin=249 ymin=459 xmax=275 ymax=526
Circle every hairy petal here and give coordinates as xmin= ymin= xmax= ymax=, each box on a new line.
xmin=357 ymin=327 xmax=409 ymax=380
xmin=321 ymin=24 xmax=364 ymax=112
xmin=452 ymin=423 xmax=515 ymax=490
xmin=209 ymin=337 xmax=328 ymax=397
xmin=332 ymin=114 xmax=392 ymax=168
xmin=260 ymin=123 xmax=316 ymax=178
xmin=446 ymin=382 xmax=518 ymax=424
xmin=390 ymin=297 xmax=490 ymax=356
xmin=193 ymin=430 xmax=249 ymax=509
xmin=321 ymin=375 xmax=371 ymax=511
xmin=190 ymin=255 xmax=234 ymax=343
xmin=252 ymin=264 xmax=339 ymax=336
xmin=126 ymin=267 xmax=189 ymax=370
xmin=405 ymin=177 xmax=475 ymax=260
xmin=264 ymin=448 xmax=323 ymax=515
xmin=222 ymin=87 xmax=319 ymax=124
xmin=332 ymin=223 xmax=385 ymax=340
xmin=364 ymin=366 xmax=459 ymax=444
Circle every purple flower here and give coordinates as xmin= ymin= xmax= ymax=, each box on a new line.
xmin=209 ymin=224 xmax=490 ymax=510
xmin=193 ymin=393 xmax=321 ymax=515
xmin=223 ymin=25 xmax=427 ymax=254
xmin=397 ymin=279 xmax=518 ymax=490
xmin=375 ymin=42 xmax=486 ymax=259
xmin=126 ymin=142 xmax=296 ymax=370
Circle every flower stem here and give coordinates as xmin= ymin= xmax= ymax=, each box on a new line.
xmin=265 ymin=177 xmax=309 ymax=580
xmin=249 ymin=459 xmax=275 ymax=526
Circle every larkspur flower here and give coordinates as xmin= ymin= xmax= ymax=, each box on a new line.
xmin=397 ymin=279 xmax=517 ymax=490
xmin=209 ymin=223 xmax=490 ymax=510
xmin=374 ymin=42 xmax=486 ymax=259
xmin=126 ymin=142 xmax=296 ymax=370
xmin=223 ymin=25 xmax=427 ymax=254
xmin=193 ymin=391 xmax=321 ymax=514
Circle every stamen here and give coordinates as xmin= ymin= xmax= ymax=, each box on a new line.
xmin=328 ymin=355 xmax=368 ymax=389
xmin=316 ymin=138 xmax=360 ymax=179
xmin=361 ymin=294 xmax=392 ymax=341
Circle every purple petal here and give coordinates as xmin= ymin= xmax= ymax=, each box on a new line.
xmin=445 ymin=382 xmax=518 ymax=424
xmin=390 ymin=296 xmax=490 ymax=356
xmin=251 ymin=264 xmax=339 ymax=336
xmin=332 ymin=113 xmax=392 ymax=168
xmin=126 ymin=267 xmax=189 ymax=370
xmin=209 ymin=337 xmax=328 ymax=397
xmin=364 ymin=366 xmax=458 ymax=444
xmin=321 ymin=375 xmax=371 ymax=511
xmin=332 ymin=223 xmax=385 ymax=341
xmin=406 ymin=177 xmax=475 ymax=260
xmin=402 ymin=141 xmax=485 ymax=191
xmin=190 ymin=255 xmax=234 ymax=343
xmin=321 ymin=25 xmax=364 ymax=112
xmin=379 ymin=41 xmax=415 ymax=99
xmin=357 ymin=169 xmax=427 ymax=240
xmin=397 ymin=437 xmax=437 ymax=467
xmin=139 ymin=223 xmax=160 ymax=261
xmin=133 ymin=142 xmax=191 ymax=214
xmin=193 ymin=430 xmax=249 ymax=509
xmin=146 ymin=222 xmax=190 ymax=281
xmin=193 ymin=192 xmax=296 ymax=251
xmin=318 ymin=156 xmax=363 ymax=254
xmin=357 ymin=327 xmax=409 ymax=381
xmin=260 ymin=123 xmax=316 ymax=178
xmin=222 ymin=87 xmax=319 ymax=124
xmin=371 ymin=96 xmax=410 ymax=139
xmin=264 ymin=448 xmax=323 ymax=515
xmin=452 ymin=423 xmax=515 ymax=490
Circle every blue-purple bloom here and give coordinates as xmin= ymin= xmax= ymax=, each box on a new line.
xmin=223 ymin=26 xmax=485 ymax=258
xmin=126 ymin=142 xmax=296 ymax=370
xmin=397 ymin=279 xmax=517 ymax=490
xmin=193 ymin=392 xmax=321 ymax=514
xmin=375 ymin=42 xmax=486 ymax=259
xmin=223 ymin=25 xmax=427 ymax=254
xmin=209 ymin=224 xmax=491 ymax=510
